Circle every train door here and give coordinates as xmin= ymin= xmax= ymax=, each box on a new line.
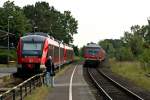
xmin=60 ymin=47 xmax=64 ymax=64
xmin=54 ymin=46 xmax=59 ymax=64
xmin=48 ymin=44 xmax=54 ymax=60
xmin=64 ymin=48 xmax=67 ymax=63
xmin=52 ymin=46 xmax=54 ymax=61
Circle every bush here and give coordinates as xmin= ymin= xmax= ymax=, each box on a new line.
xmin=0 ymin=49 xmax=17 ymax=64
xmin=0 ymin=53 xmax=8 ymax=64
xmin=139 ymin=49 xmax=150 ymax=68
xmin=115 ymin=47 xmax=134 ymax=61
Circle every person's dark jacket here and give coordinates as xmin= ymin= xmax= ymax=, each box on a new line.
xmin=45 ymin=58 xmax=55 ymax=76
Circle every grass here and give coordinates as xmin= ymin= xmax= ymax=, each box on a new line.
xmin=24 ymin=86 xmax=51 ymax=100
xmin=110 ymin=59 xmax=150 ymax=91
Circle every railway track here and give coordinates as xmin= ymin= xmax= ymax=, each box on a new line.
xmin=87 ymin=67 xmax=144 ymax=100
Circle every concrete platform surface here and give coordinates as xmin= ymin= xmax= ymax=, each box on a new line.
xmin=46 ymin=64 xmax=95 ymax=100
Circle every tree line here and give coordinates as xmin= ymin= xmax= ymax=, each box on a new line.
xmin=0 ymin=1 xmax=78 ymax=46
xmin=98 ymin=22 xmax=150 ymax=68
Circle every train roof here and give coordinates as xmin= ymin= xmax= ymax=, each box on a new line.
xmin=25 ymin=32 xmax=56 ymax=40
xmin=65 ymin=45 xmax=73 ymax=50
xmin=22 ymin=32 xmax=73 ymax=49
xmin=85 ymin=42 xmax=101 ymax=48
xmin=25 ymin=32 xmax=49 ymax=37
xmin=21 ymin=34 xmax=46 ymax=42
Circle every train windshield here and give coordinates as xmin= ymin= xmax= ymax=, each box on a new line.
xmin=22 ymin=43 xmax=43 ymax=56
xmin=86 ymin=48 xmax=100 ymax=55
xmin=23 ymin=43 xmax=42 ymax=50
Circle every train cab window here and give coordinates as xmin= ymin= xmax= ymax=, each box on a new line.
xmin=22 ymin=43 xmax=43 ymax=56
xmin=86 ymin=48 xmax=100 ymax=55
xmin=23 ymin=43 xmax=42 ymax=50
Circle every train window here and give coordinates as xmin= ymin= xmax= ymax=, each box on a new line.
xmin=22 ymin=43 xmax=43 ymax=56
xmin=60 ymin=48 xmax=64 ymax=62
xmin=23 ymin=43 xmax=42 ymax=50
xmin=48 ymin=45 xmax=53 ymax=57
xmin=66 ymin=50 xmax=73 ymax=60
xmin=86 ymin=48 xmax=100 ymax=55
xmin=54 ymin=46 xmax=59 ymax=57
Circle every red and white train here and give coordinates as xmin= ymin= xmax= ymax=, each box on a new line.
xmin=17 ymin=32 xmax=74 ymax=75
xmin=83 ymin=42 xmax=105 ymax=66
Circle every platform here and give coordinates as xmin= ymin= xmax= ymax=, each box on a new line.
xmin=46 ymin=64 xmax=95 ymax=100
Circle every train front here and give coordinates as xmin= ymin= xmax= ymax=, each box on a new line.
xmin=17 ymin=35 xmax=48 ymax=75
xmin=84 ymin=47 xmax=101 ymax=66
xmin=83 ymin=43 xmax=105 ymax=67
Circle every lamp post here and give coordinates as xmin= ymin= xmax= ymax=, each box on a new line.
xmin=7 ymin=16 xmax=13 ymax=64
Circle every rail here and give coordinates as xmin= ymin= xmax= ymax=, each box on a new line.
xmin=87 ymin=68 xmax=112 ymax=100
xmin=0 ymin=73 xmax=45 ymax=100
xmin=87 ymin=68 xmax=144 ymax=100
xmin=98 ymin=70 xmax=144 ymax=100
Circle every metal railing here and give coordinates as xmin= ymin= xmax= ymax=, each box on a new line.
xmin=0 ymin=73 xmax=45 ymax=100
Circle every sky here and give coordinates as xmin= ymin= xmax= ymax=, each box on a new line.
xmin=0 ymin=0 xmax=150 ymax=47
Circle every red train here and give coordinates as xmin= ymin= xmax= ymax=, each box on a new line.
xmin=16 ymin=32 xmax=74 ymax=75
xmin=83 ymin=42 xmax=105 ymax=66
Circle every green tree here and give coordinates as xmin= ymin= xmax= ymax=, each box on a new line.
xmin=122 ymin=31 xmax=133 ymax=43
xmin=72 ymin=45 xmax=79 ymax=56
xmin=146 ymin=19 xmax=150 ymax=44
xmin=0 ymin=1 xmax=31 ymax=46
xmin=115 ymin=47 xmax=134 ymax=61
xmin=122 ymin=25 xmax=144 ymax=58
xmin=140 ymin=49 xmax=150 ymax=65
xmin=139 ymin=49 xmax=150 ymax=73
xmin=79 ymin=46 xmax=85 ymax=57
xmin=129 ymin=34 xmax=143 ymax=57
xmin=23 ymin=1 xmax=78 ymax=44
xmin=99 ymin=39 xmax=116 ymax=58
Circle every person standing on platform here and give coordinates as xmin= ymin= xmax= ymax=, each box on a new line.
xmin=45 ymin=56 xmax=55 ymax=87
